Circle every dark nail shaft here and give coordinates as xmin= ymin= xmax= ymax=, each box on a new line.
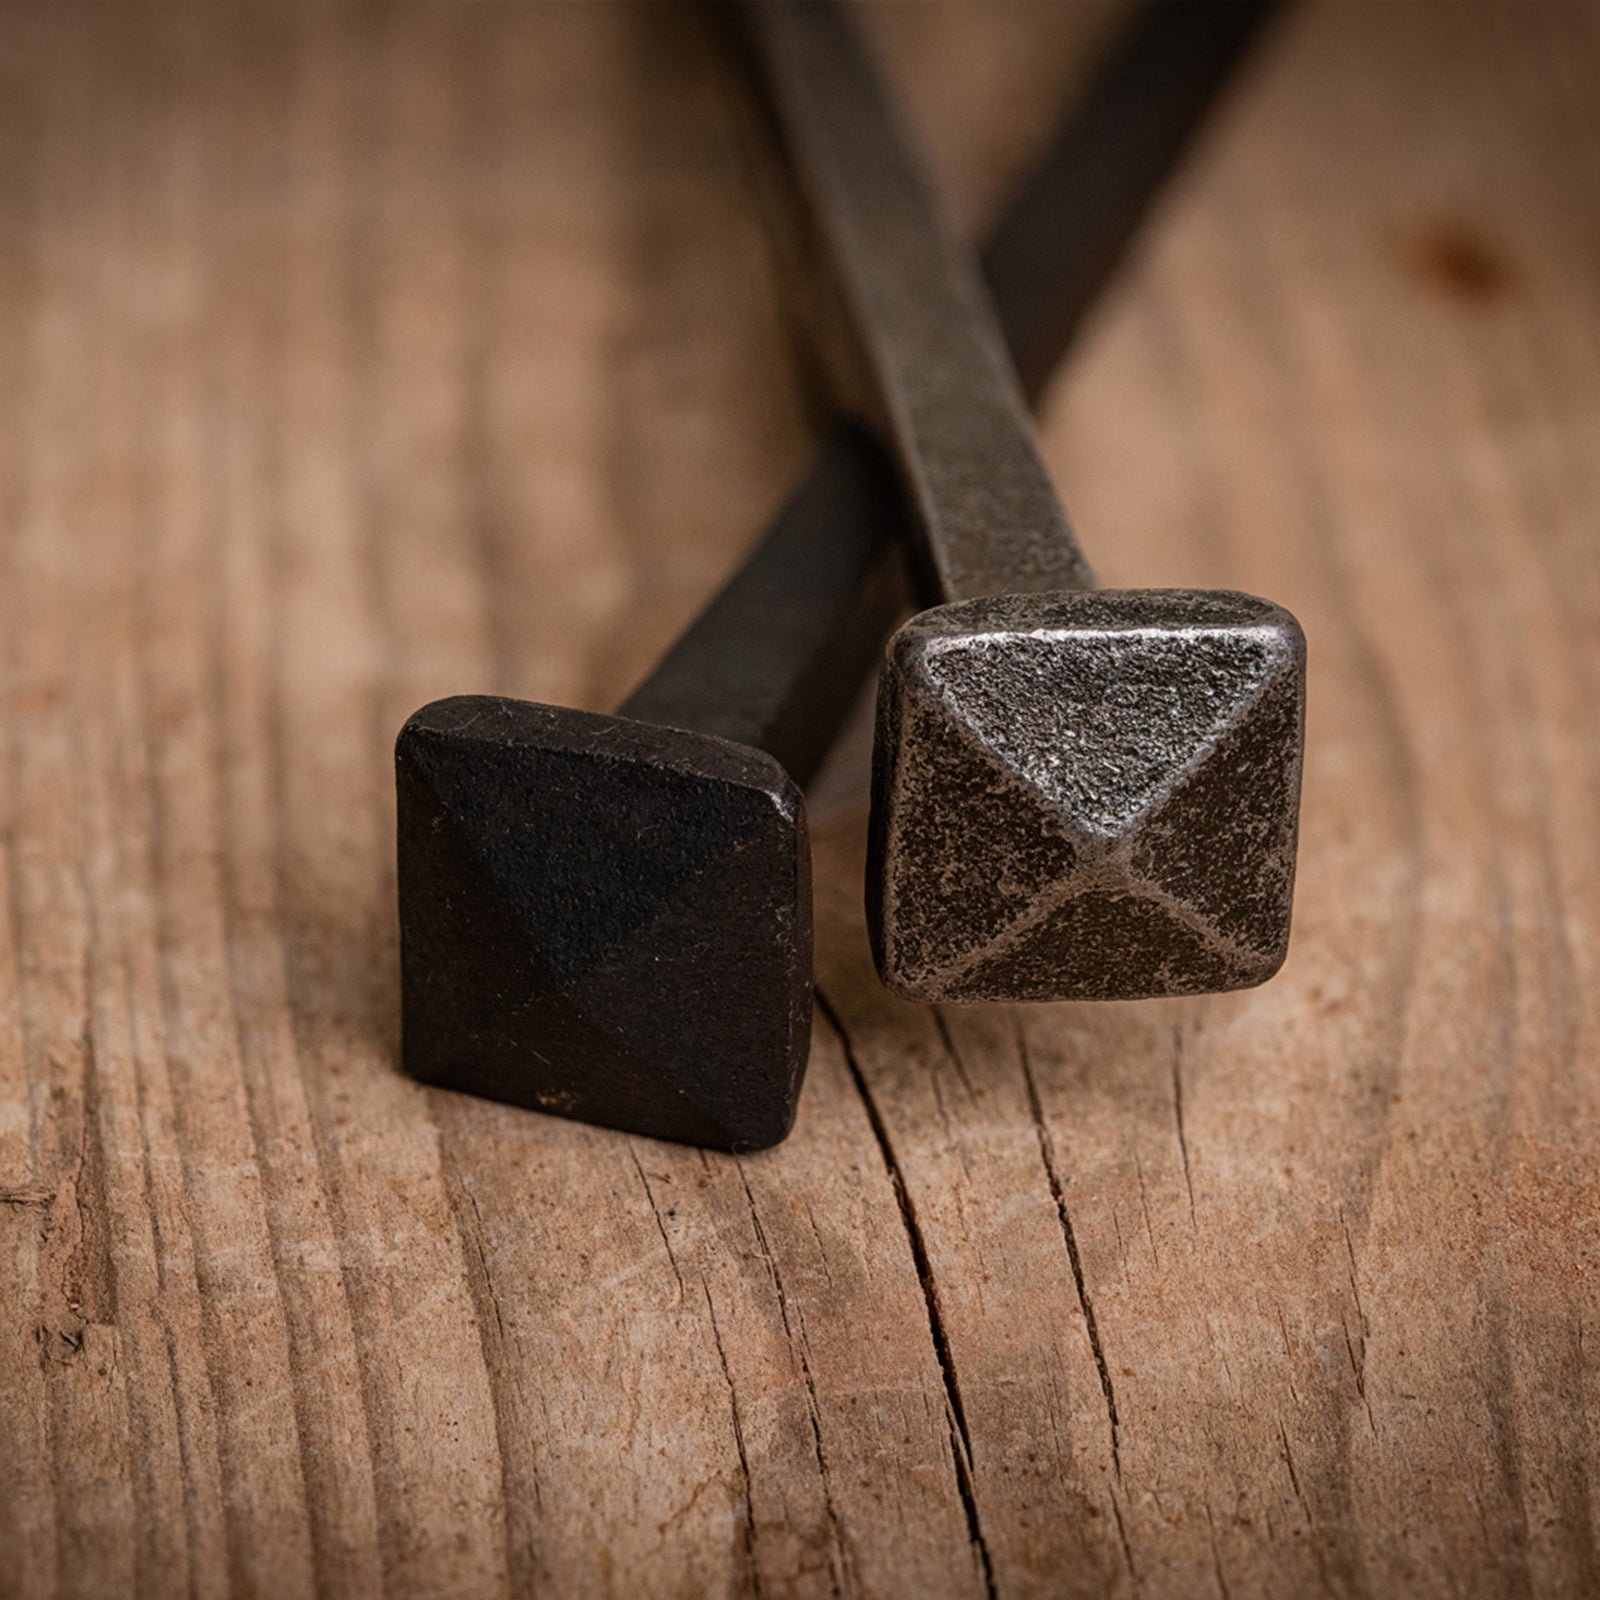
xmin=617 ymin=422 xmax=909 ymax=790
xmin=736 ymin=0 xmax=1091 ymax=602
xmin=985 ymin=0 xmax=1283 ymax=407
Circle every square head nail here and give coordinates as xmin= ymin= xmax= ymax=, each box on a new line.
xmin=397 ymin=695 xmax=810 ymax=1151
xmin=868 ymin=590 xmax=1305 ymax=1001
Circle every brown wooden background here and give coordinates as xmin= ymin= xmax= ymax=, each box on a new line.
xmin=2 ymin=3 xmax=1598 ymax=1596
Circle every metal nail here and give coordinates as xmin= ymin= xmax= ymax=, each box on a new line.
xmin=397 ymin=424 xmax=910 ymax=1151
xmin=739 ymin=0 xmax=1306 ymax=1004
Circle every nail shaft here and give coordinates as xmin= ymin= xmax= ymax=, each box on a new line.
xmin=633 ymin=0 xmax=1284 ymax=770
xmin=985 ymin=0 xmax=1283 ymax=407
xmin=737 ymin=0 xmax=1091 ymax=602
xmin=396 ymin=0 xmax=1294 ymax=1148
xmin=617 ymin=422 xmax=909 ymax=789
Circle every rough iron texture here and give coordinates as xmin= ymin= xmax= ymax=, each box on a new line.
xmin=394 ymin=428 xmax=910 ymax=1152
xmin=12 ymin=6 xmax=1595 ymax=1595
xmin=984 ymin=0 xmax=1285 ymax=406
xmin=869 ymin=590 xmax=1306 ymax=1002
xmin=735 ymin=0 xmax=1093 ymax=602
xmin=397 ymin=695 xmax=810 ymax=1151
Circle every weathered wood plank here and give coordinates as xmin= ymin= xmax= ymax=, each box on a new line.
xmin=1 ymin=3 xmax=1598 ymax=1598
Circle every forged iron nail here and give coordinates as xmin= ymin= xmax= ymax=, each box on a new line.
xmin=738 ymin=0 xmax=1306 ymax=1004
xmin=397 ymin=423 xmax=911 ymax=1152
xmin=396 ymin=0 xmax=1288 ymax=1153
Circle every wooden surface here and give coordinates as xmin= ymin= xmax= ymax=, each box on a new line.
xmin=2 ymin=3 xmax=1598 ymax=1596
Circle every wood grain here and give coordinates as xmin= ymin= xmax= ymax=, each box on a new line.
xmin=1 ymin=3 xmax=1597 ymax=1596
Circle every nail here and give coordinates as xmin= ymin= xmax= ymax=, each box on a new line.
xmin=397 ymin=424 xmax=910 ymax=1151
xmin=739 ymin=0 xmax=1306 ymax=1003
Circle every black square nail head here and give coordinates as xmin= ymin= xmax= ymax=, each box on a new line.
xmin=396 ymin=695 xmax=812 ymax=1151
xmin=868 ymin=590 xmax=1306 ymax=1003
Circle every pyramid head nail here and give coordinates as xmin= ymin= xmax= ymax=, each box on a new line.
xmin=739 ymin=0 xmax=1305 ymax=1001
xmin=397 ymin=427 xmax=911 ymax=1151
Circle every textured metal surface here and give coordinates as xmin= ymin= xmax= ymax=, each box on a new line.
xmin=620 ymin=422 xmax=912 ymax=782
xmin=868 ymin=592 xmax=1305 ymax=1001
xmin=743 ymin=0 xmax=1307 ymax=1002
xmin=736 ymin=0 xmax=1094 ymax=602
xmin=983 ymin=0 xmax=1284 ymax=407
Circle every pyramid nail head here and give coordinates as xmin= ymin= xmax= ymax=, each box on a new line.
xmin=868 ymin=591 xmax=1306 ymax=1002
xmin=397 ymin=696 xmax=811 ymax=1151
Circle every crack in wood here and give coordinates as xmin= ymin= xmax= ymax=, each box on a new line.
xmin=704 ymin=1283 xmax=765 ymax=1600
xmin=1170 ymin=1026 xmax=1197 ymax=1232
xmin=435 ymin=1140 xmax=543 ymax=1594
xmin=629 ymin=1145 xmax=686 ymax=1304
xmin=1204 ymin=1497 xmax=1233 ymax=1600
xmin=730 ymin=1159 xmax=849 ymax=1595
xmin=1111 ymin=1493 xmax=1138 ymax=1591
xmin=1015 ymin=1018 xmax=1123 ymax=1483
xmin=816 ymin=988 xmax=996 ymax=1600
